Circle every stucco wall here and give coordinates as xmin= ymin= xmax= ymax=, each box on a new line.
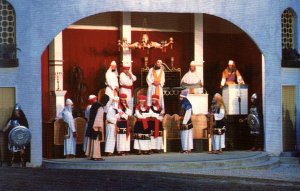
xmin=0 ymin=0 xmax=299 ymax=166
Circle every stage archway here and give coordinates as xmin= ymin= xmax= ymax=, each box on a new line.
xmin=41 ymin=12 xmax=264 ymax=158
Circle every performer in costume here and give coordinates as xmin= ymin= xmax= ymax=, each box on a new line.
xmin=220 ymin=60 xmax=245 ymax=88
xmin=148 ymin=95 xmax=164 ymax=153
xmin=181 ymin=61 xmax=203 ymax=94
xmin=239 ymin=93 xmax=263 ymax=151
xmin=105 ymin=60 xmax=119 ymax=108
xmin=133 ymin=95 xmax=151 ymax=155
xmin=62 ymin=99 xmax=77 ymax=159
xmin=178 ymin=90 xmax=193 ymax=153
xmin=211 ymin=93 xmax=227 ymax=154
xmin=105 ymin=96 xmax=120 ymax=156
xmin=116 ymin=94 xmax=132 ymax=155
xmin=83 ymin=95 xmax=97 ymax=153
xmin=119 ymin=61 xmax=136 ymax=111
xmin=85 ymin=95 xmax=109 ymax=160
xmin=146 ymin=59 xmax=165 ymax=111
xmin=3 ymin=103 xmax=29 ymax=167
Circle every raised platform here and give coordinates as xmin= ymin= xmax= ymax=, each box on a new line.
xmin=43 ymin=151 xmax=279 ymax=172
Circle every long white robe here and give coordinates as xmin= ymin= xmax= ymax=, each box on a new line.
xmin=133 ymin=108 xmax=151 ymax=151
xmin=62 ymin=107 xmax=76 ymax=156
xmin=116 ymin=107 xmax=132 ymax=152
xmin=83 ymin=104 xmax=91 ymax=152
xmin=85 ymin=107 xmax=104 ymax=159
xmin=105 ymin=67 xmax=119 ymax=107
xmin=181 ymin=70 xmax=203 ymax=94
xmin=180 ymin=108 xmax=193 ymax=151
xmin=105 ymin=105 xmax=119 ymax=153
xmin=146 ymin=67 xmax=165 ymax=110
xmin=119 ymin=72 xmax=136 ymax=111
xmin=149 ymin=106 xmax=164 ymax=150
xmin=213 ymin=108 xmax=226 ymax=150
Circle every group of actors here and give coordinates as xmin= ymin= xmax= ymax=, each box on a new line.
xmin=61 ymin=58 xmax=262 ymax=160
xmin=0 ymin=59 xmax=262 ymax=166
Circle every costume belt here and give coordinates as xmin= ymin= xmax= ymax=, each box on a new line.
xmin=117 ymin=119 xmax=130 ymax=140
xmin=120 ymin=85 xmax=133 ymax=95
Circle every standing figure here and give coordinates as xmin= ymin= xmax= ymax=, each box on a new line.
xmin=105 ymin=60 xmax=119 ymax=107
xmin=83 ymin=95 xmax=97 ymax=153
xmin=146 ymin=59 xmax=165 ymax=111
xmin=105 ymin=96 xmax=120 ymax=156
xmin=220 ymin=60 xmax=245 ymax=88
xmin=85 ymin=94 xmax=109 ymax=161
xmin=119 ymin=61 xmax=137 ymax=111
xmin=116 ymin=94 xmax=132 ymax=155
xmin=148 ymin=95 xmax=164 ymax=153
xmin=62 ymin=99 xmax=77 ymax=159
xmin=178 ymin=90 xmax=193 ymax=153
xmin=240 ymin=93 xmax=263 ymax=151
xmin=133 ymin=95 xmax=151 ymax=155
xmin=181 ymin=61 xmax=203 ymax=94
xmin=3 ymin=103 xmax=29 ymax=167
xmin=211 ymin=93 xmax=227 ymax=154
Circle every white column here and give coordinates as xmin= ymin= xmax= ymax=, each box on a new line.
xmin=194 ymin=14 xmax=204 ymax=84
xmin=120 ymin=12 xmax=132 ymax=64
xmin=49 ymin=32 xmax=66 ymax=118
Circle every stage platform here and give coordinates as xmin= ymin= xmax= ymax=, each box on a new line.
xmin=42 ymin=151 xmax=279 ymax=172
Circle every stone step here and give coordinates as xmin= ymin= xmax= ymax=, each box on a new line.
xmin=279 ymin=157 xmax=300 ymax=164
xmin=43 ymin=152 xmax=271 ymax=171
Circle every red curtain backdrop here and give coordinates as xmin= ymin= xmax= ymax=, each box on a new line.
xmin=41 ymin=47 xmax=49 ymax=121
xmin=62 ymin=29 xmax=120 ymax=109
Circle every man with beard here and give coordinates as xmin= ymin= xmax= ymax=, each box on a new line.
xmin=220 ymin=60 xmax=245 ymax=88
xmin=181 ymin=61 xmax=203 ymax=94
xmin=119 ymin=61 xmax=136 ymax=111
xmin=62 ymin=99 xmax=77 ymax=159
xmin=105 ymin=60 xmax=119 ymax=108
xmin=133 ymin=95 xmax=151 ymax=155
xmin=116 ymin=94 xmax=132 ymax=156
xmin=83 ymin=95 xmax=97 ymax=153
xmin=146 ymin=59 xmax=165 ymax=111
xmin=85 ymin=95 xmax=109 ymax=161
xmin=148 ymin=95 xmax=164 ymax=153
xmin=178 ymin=90 xmax=193 ymax=154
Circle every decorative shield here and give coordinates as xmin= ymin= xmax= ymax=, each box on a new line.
xmin=8 ymin=126 xmax=31 ymax=147
xmin=247 ymin=114 xmax=260 ymax=130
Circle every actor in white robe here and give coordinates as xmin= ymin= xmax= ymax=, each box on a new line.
xmin=146 ymin=59 xmax=165 ymax=111
xmin=105 ymin=96 xmax=120 ymax=155
xmin=179 ymin=90 xmax=193 ymax=153
xmin=181 ymin=61 xmax=203 ymax=94
xmin=83 ymin=95 xmax=97 ymax=152
xmin=148 ymin=95 xmax=164 ymax=151
xmin=116 ymin=94 xmax=132 ymax=154
xmin=62 ymin=99 xmax=76 ymax=158
xmin=119 ymin=62 xmax=136 ymax=111
xmin=105 ymin=60 xmax=119 ymax=108
xmin=133 ymin=95 xmax=151 ymax=154
xmin=212 ymin=93 xmax=226 ymax=154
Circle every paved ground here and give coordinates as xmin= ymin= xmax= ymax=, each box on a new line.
xmin=0 ymin=168 xmax=299 ymax=191
xmin=1 ymin=151 xmax=299 ymax=190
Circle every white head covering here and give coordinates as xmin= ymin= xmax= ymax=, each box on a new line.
xmin=251 ymin=93 xmax=257 ymax=99
xmin=190 ymin=61 xmax=196 ymax=66
xmin=110 ymin=60 xmax=117 ymax=66
xmin=180 ymin=89 xmax=189 ymax=98
xmin=65 ymin=98 xmax=73 ymax=105
xmin=228 ymin=60 xmax=235 ymax=66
